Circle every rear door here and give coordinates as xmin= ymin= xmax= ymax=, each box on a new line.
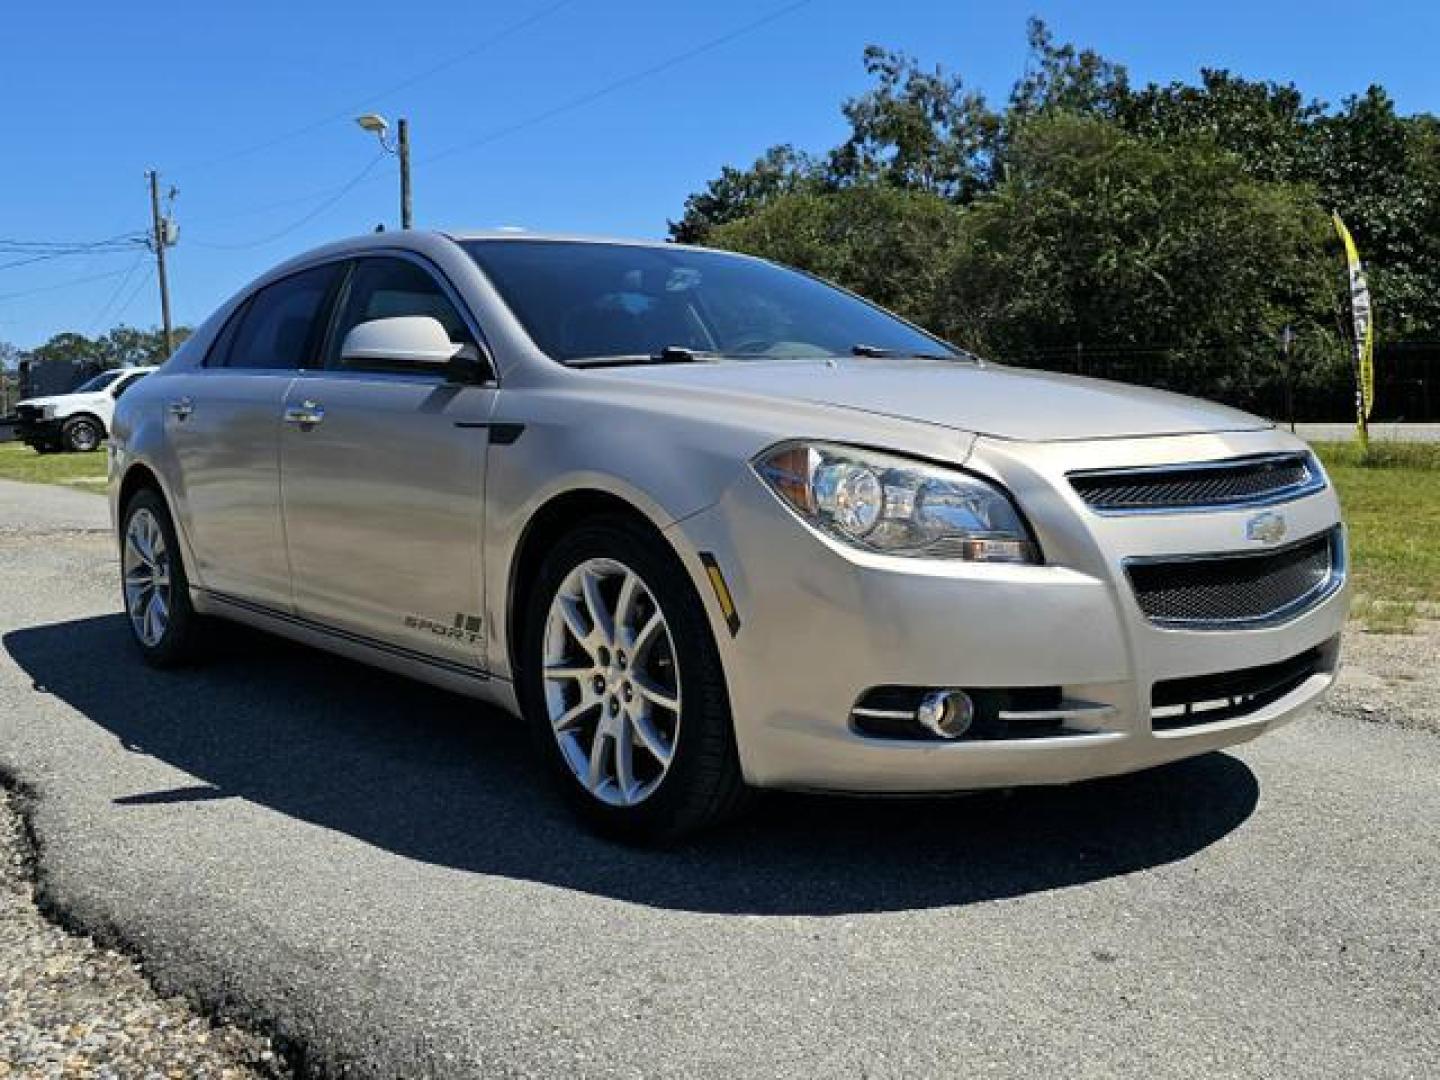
xmin=279 ymin=254 xmax=496 ymax=671
xmin=164 ymin=263 xmax=342 ymax=609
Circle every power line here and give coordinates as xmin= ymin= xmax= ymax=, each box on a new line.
xmin=188 ymin=152 xmax=388 ymax=250
xmin=175 ymin=0 xmax=577 ymax=177
xmin=180 ymin=0 xmax=811 ymax=237
xmin=88 ymin=253 xmax=148 ymax=332
xmin=0 ymin=232 xmax=145 ymax=252
xmin=422 ymin=0 xmax=814 ymax=166
xmin=0 ymin=266 xmax=135 ymax=303
xmin=0 ymin=233 xmax=148 ymax=271
xmin=111 ymin=264 xmax=158 ymax=325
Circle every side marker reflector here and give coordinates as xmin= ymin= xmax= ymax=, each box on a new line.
xmin=699 ymin=552 xmax=740 ymax=636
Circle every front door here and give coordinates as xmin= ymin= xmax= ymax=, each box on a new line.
xmin=165 ymin=263 xmax=342 ymax=609
xmin=279 ymin=255 xmax=496 ymax=671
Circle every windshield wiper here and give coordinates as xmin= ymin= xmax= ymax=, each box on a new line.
xmin=851 ymin=343 xmax=964 ymax=362
xmin=568 ymin=346 xmax=724 ymax=369
xmin=853 ymin=343 xmax=987 ymax=365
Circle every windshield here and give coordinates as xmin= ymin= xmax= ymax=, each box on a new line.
xmin=463 ymin=240 xmax=959 ymax=365
xmin=73 ymin=370 xmax=124 ymax=393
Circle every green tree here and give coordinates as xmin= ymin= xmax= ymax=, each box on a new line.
xmin=27 ymin=325 xmax=191 ymax=370
xmin=29 ymin=332 xmax=99 ymax=366
xmin=827 ymin=46 xmax=1001 ymax=202
xmin=97 ymin=325 xmax=191 ymax=367
xmin=708 ymin=184 xmax=962 ymax=328
xmin=1008 ymin=16 xmax=1129 ymax=121
xmin=940 ymin=116 xmax=1338 ymax=402
xmin=669 ymin=145 xmax=820 ymax=244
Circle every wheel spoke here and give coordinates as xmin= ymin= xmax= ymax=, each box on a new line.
xmin=125 ymin=530 xmax=149 ymax=568
xmin=613 ymin=715 xmax=636 ymax=803
xmin=633 ymin=672 xmax=680 ymax=713
xmin=544 ymin=661 xmax=594 ymax=681
xmin=630 ymin=707 xmax=673 ymax=766
xmin=632 ymin=612 xmax=663 ymax=659
xmin=580 ymin=568 xmax=614 ymax=644
xmin=552 ymin=698 xmax=595 ymax=734
xmin=142 ymin=596 xmax=159 ymax=644
xmin=613 ymin=572 xmax=640 ymax=643
xmin=557 ymin=596 xmax=593 ymax=653
xmin=586 ymin=726 xmax=610 ymax=791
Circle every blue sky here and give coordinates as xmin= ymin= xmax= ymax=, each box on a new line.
xmin=3 ymin=0 xmax=1437 ymax=349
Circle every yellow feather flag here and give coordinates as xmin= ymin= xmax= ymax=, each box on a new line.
xmin=1332 ymin=213 xmax=1375 ymax=434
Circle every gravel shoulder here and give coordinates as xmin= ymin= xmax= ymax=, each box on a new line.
xmin=0 ymin=479 xmax=1436 ymax=1078
xmin=0 ymin=785 xmax=284 ymax=1077
xmin=1330 ymin=618 xmax=1440 ymax=735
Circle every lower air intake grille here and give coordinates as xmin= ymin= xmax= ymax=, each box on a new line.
xmin=1151 ymin=643 xmax=1331 ymax=730
xmin=1126 ymin=528 xmax=1341 ymax=628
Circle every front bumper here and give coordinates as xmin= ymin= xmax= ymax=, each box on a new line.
xmin=14 ymin=411 xmax=63 ymax=446
xmin=668 ymin=428 xmax=1349 ymax=793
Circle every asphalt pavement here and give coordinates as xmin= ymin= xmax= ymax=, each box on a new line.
xmin=0 ymin=478 xmax=1435 ymax=1078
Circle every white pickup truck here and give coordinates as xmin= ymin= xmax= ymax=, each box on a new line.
xmin=14 ymin=366 xmax=157 ymax=453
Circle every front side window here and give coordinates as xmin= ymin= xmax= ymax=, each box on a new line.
xmin=328 ymin=257 xmax=473 ymax=373
xmin=463 ymin=240 xmax=958 ymax=365
xmin=221 ymin=264 xmax=341 ymax=370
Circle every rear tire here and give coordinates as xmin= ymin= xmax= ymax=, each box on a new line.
xmin=62 ymin=415 xmax=103 ymax=452
xmin=120 ymin=488 xmax=204 ymax=667
xmin=519 ymin=516 xmax=751 ymax=843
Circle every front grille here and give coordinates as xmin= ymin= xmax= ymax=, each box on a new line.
xmin=1151 ymin=643 xmax=1331 ymax=730
xmin=1126 ymin=528 xmax=1341 ymax=628
xmin=1070 ymin=453 xmax=1322 ymax=513
xmin=15 ymin=404 xmax=41 ymax=422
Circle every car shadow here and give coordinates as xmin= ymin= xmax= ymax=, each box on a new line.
xmin=4 ymin=615 xmax=1259 ymax=916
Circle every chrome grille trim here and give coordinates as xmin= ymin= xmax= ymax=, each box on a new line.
xmin=1124 ymin=527 xmax=1345 ymax=630
xmin=1069 ymin=452 xmax=1324 ymax=514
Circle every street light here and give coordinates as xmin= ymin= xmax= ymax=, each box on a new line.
xmin=355 ymin=113 xmax=412 ymax=230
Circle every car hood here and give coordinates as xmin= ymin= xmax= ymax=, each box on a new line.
xmin=15 ymin=395 xmax=70 ymax=410
xmin=601 ymin=358 xmax=1270 ymax=442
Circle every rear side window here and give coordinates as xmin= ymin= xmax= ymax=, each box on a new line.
xmin=327 ymin=257 xmax=473 ymax=373
xmin=218 ymin=264 xmax=341 ymax=370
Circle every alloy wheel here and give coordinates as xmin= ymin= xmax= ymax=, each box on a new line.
xmin=541 ymin=557 xmax=682 ymax=807
xmin=123 ymin=508 xmax=172 ymax=647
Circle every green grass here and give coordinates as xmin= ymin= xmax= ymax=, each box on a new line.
xmin=0 ymin=441 xmax=109 ymax=488
xmin=2 ymin=435 xmax=1433 ymax=632
xmin=1312 ymin=441 xmax=1440 ymax=633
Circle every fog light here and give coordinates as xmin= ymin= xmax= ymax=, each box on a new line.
xmin=916 ymin=690 xmax=974 ymax=740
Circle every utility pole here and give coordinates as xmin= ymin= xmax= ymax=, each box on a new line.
xmin=146 ymin=170 xmax=175 ymax=356
xmin=398 ymin=118 xmax=412 ymax=230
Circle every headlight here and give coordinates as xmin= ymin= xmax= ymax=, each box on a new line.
xmin=39 ymin=404 xmax=56 ymax=420
xmin=754 ymin=441 xmax=1040 ymax=563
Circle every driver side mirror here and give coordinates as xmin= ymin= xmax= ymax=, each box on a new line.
xmin=339 ymin=316 xmax=487 ymax=382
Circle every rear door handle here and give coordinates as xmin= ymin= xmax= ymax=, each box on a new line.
xmin=167 ymin=397 xmax=194 ymax=421
xmin=283 ymin=400 xmax=325 ymax=426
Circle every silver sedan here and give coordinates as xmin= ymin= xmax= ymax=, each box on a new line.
xmin=109 ymin=232 xmax=1349 ymax=840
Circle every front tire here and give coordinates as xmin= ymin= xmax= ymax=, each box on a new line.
xmin=120 ymin=489 xmax=204 ymax=667
xmin=62 ymin=415 xmax=103 ymax=452
xmin=519 ymin=517 xmax=750 ymax=842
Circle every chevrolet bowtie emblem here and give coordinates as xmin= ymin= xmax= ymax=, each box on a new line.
xmin=1245 ymin=510 xmax=1287 ymax=544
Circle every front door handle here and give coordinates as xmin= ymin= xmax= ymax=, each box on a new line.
xmin=283 ymin=400 xmax=325 ymax=426
xmin=167 ymin=397 xmax=194 ymax=421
